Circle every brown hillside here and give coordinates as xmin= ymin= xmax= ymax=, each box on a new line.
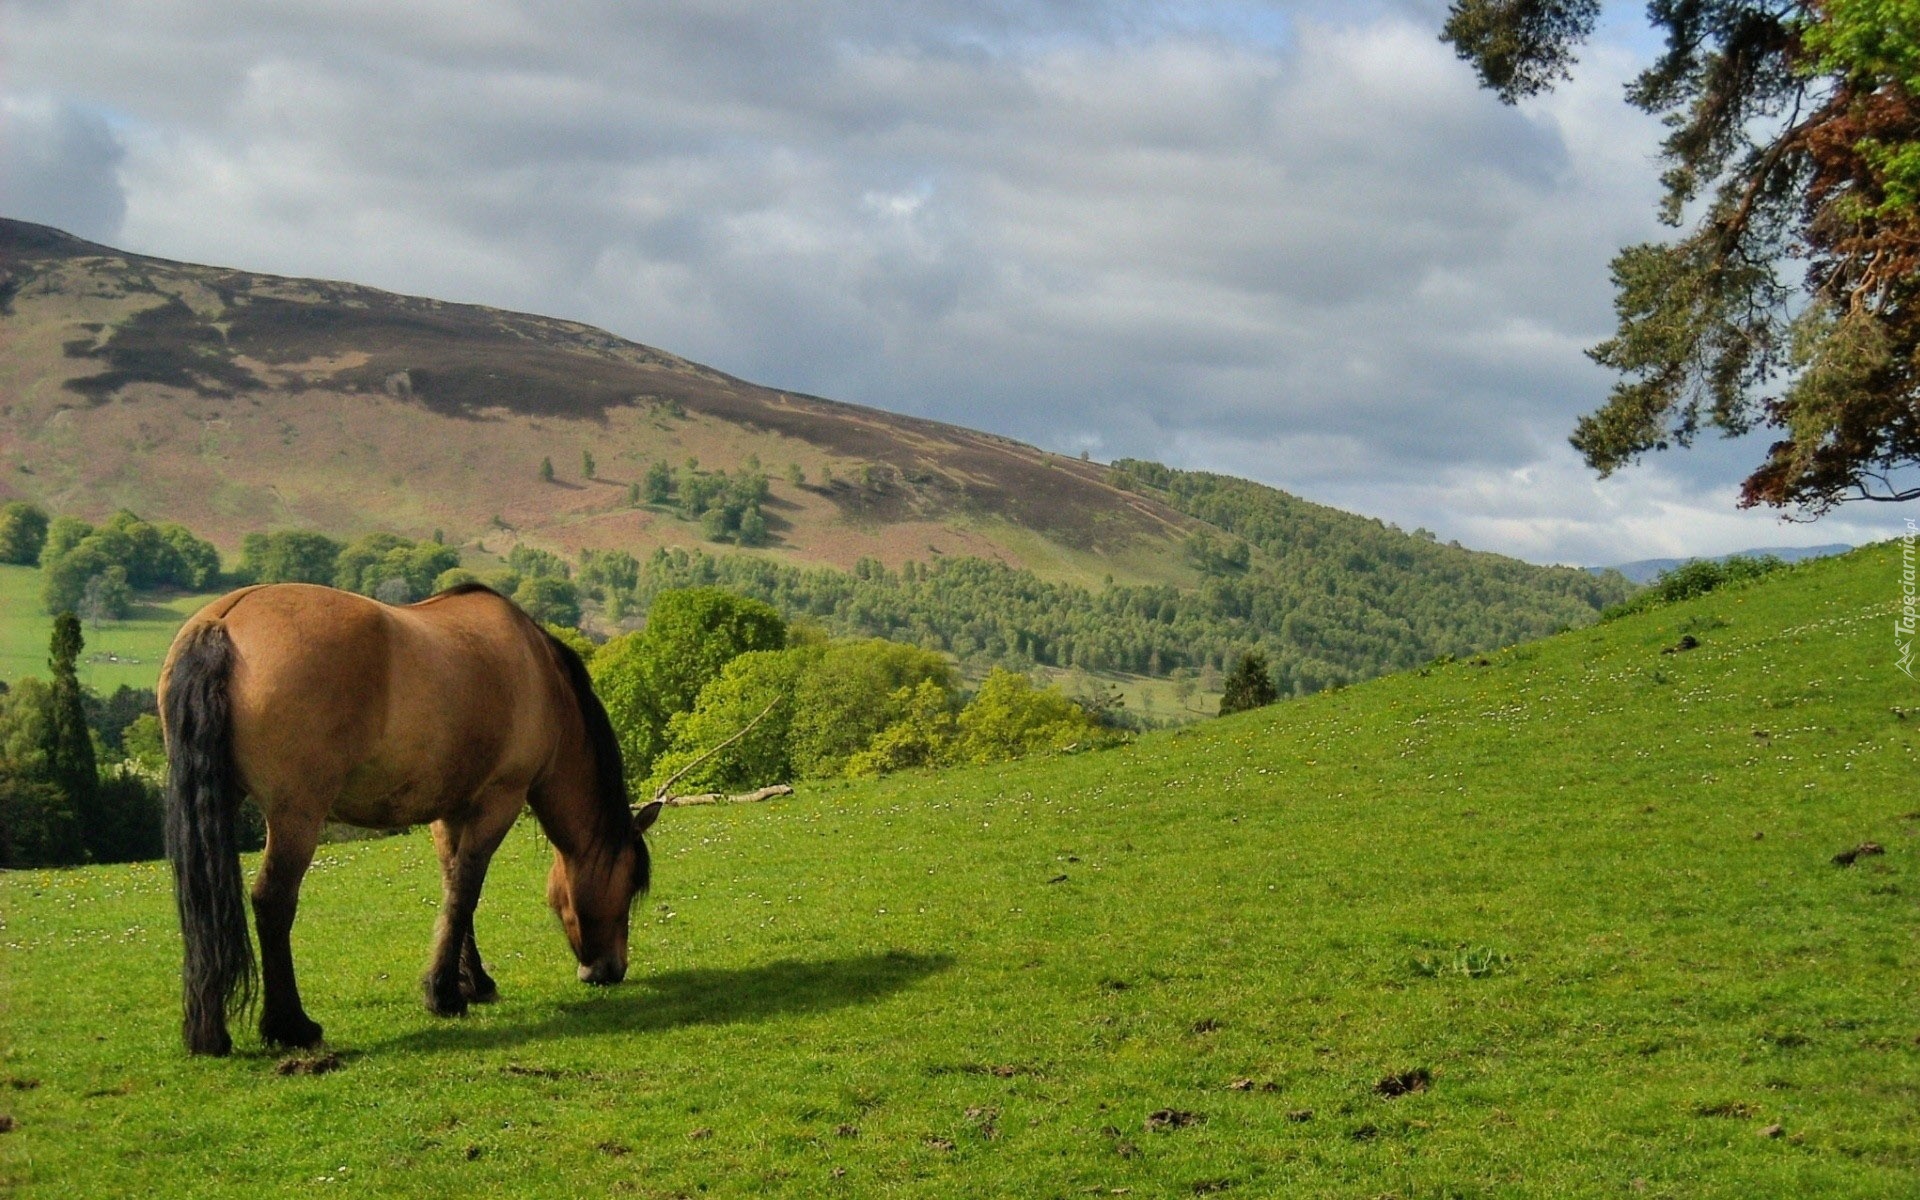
xmin=0 ymin=219 xmax=1197 ymax=581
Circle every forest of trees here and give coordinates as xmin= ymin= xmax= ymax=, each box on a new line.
xmin=4 ymin=467 xmax=1631 ymax=700
xmin=565 ymin=461 xmax=1630 ymax=696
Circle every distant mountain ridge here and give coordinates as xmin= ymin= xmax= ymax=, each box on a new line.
xmin=1594 ymin=544 xmax=1854 ymax=585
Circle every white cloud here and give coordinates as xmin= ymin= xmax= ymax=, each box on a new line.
xmin=0 ymin=95 xmax=126 ymax=240
xmin=5 ymin=0 xmax=1911 ymax=563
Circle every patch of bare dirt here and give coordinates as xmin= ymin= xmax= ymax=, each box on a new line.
xmin=1374 ymin=1068 xmax=1432 ymax=1098
xmin=275 ymin=1051 xmax=344 ymax=1076
xmin=1144 ymin=1109 xmax=1203 ymax=1132
xmin=1832 ymin=842 xmax=1886 ymax=866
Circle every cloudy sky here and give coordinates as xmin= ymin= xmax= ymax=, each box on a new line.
xmin=3 ymin=0 xmax=1909 ymax=565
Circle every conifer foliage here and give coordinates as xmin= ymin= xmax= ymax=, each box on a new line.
xmin=1444 ymin=0 xmax=1920 ymax=512
xmin=1218 ymin=651 xmax=1279 ymax=717
xmin=43 ymin=613 xmax=99 ymax=858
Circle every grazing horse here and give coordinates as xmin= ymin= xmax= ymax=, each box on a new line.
xmin=159 ymin=582 xmax=661 ymax=1056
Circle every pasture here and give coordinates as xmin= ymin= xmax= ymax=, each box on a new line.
xmin=2 ymin=545 xmax=1916 ymax=1196
xmin=0 ymin=564 xmax=220 ymax=692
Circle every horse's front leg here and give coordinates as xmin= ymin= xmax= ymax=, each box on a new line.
xmin=253 ymin=806 xmax=327 ymax=1050
xmin=424 ymin=803 xmax=517 ymax=1017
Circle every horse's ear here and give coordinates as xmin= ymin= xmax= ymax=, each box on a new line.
xmin=632 ymin=799 xmax=664 ymax=837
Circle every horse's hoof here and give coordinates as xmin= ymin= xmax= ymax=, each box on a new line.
xmin=423 ymin=980 xmax=469 ymax=1017
xmin=261 ymin=1014 xmax=324 ymax=1049
xmin=460 ymin=970 xmax=500 ymax=1004
xmin=187 ymin=1027 xmax=233 ymax=1057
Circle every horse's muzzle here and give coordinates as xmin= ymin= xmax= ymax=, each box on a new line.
xmin=578 ymin=957 xmax=627 ymax=985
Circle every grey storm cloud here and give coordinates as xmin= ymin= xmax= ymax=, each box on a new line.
xmin=2 ymin=0 xmax=1905 ymax=561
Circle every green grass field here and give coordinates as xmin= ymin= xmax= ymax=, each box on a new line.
xmin=2 ymin=545 xmax=1916 ymax=1196
xmin=0 ymin=564 xmax=222 ymax=693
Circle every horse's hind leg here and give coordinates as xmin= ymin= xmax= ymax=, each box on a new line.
xmin=252 ymin=804 xmax=328 ymax=1049
xmin=424 ymin=799 xmax=518 ymax=1017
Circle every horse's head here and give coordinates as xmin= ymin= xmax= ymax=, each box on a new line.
xmin=547 ymin=798 xmax=663 ymax=984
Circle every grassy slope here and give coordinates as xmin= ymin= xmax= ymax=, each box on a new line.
xmin=0 ymin=565 xmax=220 ymax=693
xmin=1 ymin=545 xmax=1915 ymax=1197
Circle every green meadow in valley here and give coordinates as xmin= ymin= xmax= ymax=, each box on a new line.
xmin=0 ymin=565 xmax=219 ymax=693
xmin=1 ymin=545 xmax=1915 ymax=1197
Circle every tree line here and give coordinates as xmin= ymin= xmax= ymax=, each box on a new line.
xmin=569 ymin=509 xmax=1628 ymax=696
xmin=5 ymin=464 xmax=1631 ymax=697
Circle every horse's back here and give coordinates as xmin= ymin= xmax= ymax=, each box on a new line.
xmin=167 ymin=584 xmax=561 ymax=827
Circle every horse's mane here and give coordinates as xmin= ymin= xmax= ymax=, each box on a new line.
xmin=539 ymin=628 xmax=644 ymax=887
xmin=435 ymin=584 xmax=643 ymax=887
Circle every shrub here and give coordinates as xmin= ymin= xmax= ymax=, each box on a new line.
xmin=1602 ymin=555 xmax=1789 ymax=620
xmin=513 ymin=575 xmax=582 ymax=626
xmin=788 ymin=640 xmax=955 ymax=778
xmin=508 ymin=544 xmax=571 ymax=580
xmin=433 ymin=567 xmax=482 ymax=593
xmin=846 ymin=680 xmax=958 ymax=777
xmin=649 ymin=650 xmax=806 ymax=794
xmin=590 ymin=588 xmax=787 ymax=781
xmin=239 ymin=529 xmax=343 ymax=585
xmin=953 ymin=669 xmax=1099 ymax=765
xmin=543 ymin=623 xmax=598 ymax=666
xmin=0 ymin=501 xmax=50 ymax=565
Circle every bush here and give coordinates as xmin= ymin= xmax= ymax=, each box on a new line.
xmin=578 ymin=549 xmax=639 ymax=600
xmin=589 ymin=588 xmax=787 ymax=781
xmin=1602 ymin=555 xmax=1789 ymax=620
xmin=336 ymin=533 xmax=459 ymax=599
xmin=90 ymin=765 xmax=164 ymax=864
xmin=0 ymin=772 xmax=73 ymax=867
xmin=788 ymin=640 xmax=955 ymax=778
xmin=509 ymin=544 xmax=571 ymax=580
xmin=514 ymin=575 xmax=582 ymax=626
xmin=649 ymin=650 xmax=806 ymax=794
xmin=239 ymin=530 xmax=343 ymax=585
xmin=1219 ymin=651 xmax=1279 ymax=715
xmin=433 ymin=567 xmax=482 ymax=593
xmin=952 ymin=669 xmax=1099 ymax=765
xmin=85 ymin=685 xmax=156 ymax=756
xmin=846 ymin=680 xmax=958 ymax=777
xmin=120 ymin=714 xmax=167 ymax=774
xmin=544 ymin=623 xmax=598 ymax=666
xmin=0 ymin=501 xmax=50 ymax=565
xmin=644 ymin=460 xmax=673 ymax=504
xmin=37 ymin=510 xmax=223 ymax=615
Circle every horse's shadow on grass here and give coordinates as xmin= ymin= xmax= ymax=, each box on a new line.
xmin=375 ymin=950 xmax=954 ymax=1054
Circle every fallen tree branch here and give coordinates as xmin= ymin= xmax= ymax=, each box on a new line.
xmin=650 ymin=696 xmax=782 ymax=803
xmin=663 ymin=784 xmax=795 ymax=807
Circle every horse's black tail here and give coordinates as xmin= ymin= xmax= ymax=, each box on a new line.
xmin=163 ymin=622 xmax=255 ymax=1056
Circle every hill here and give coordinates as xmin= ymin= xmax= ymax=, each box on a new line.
xmin=0 ymin=219 xmax=1628 ymax=692
xmin=2 ymin=543 xmax=1912 ymax=1196
xmin=0 ymin=217 xmax=1196 ymax=582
